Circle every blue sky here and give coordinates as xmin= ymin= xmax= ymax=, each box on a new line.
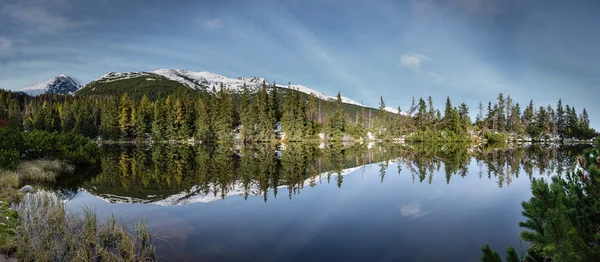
xmin=0 ymin=0 xmax=598 ymax=127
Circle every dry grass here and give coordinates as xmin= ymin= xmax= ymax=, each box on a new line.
xmin=15 ymin=160 xmax=74 ymax=183
xmin=0 ymin=171 xmax=19 ymax=189
xmin=15 ymin=191 xmax=155 ymax=262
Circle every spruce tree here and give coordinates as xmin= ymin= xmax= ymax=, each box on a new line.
xmin=135 ymin=94 xmax=151 ymax=138
xmin=195 ymin=98 xmax=209 ymax=142
xmin=239 ymin=84 xmax=255 ymax=142
xmin=281 ymin=87 xmax=296 ymax=140
xmin=151 ymin=100 xmax=166 ymax=140
xmin=294 ymin=90 xmax=307 ymax=140
xmin=557 ymin=99 xmax=565 ymax=136
xmin=378 ymin=96 xmax=388 ymax=138
xmin=118 ymin=93 xmax=134 ymax=138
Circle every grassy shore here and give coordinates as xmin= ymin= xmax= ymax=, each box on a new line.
xmin=0 ymin=160 xmax=156 ymax=261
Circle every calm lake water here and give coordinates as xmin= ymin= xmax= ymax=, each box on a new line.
xmin=55 ymin=143 xmax=589 ymax=262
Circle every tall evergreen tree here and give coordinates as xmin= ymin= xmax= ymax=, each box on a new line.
xmin=556 ymin=99 xmax=565 ymax=136
xmin=118 ymin=93 xmax=135 ymax=138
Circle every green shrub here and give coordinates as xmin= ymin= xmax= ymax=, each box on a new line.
xmin=0 ymin=128 xmax=99 ymax=167
xmin=483 ymin=131 xmax=509 ymax=143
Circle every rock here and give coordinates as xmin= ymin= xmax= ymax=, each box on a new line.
xmin=18 ymin=185 xmax=33 ymax=194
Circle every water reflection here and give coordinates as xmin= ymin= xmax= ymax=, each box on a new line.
xmin=58 ymin=143 xmax=587 ymax=205
xmin=57 ymin=142 xmax=590 ymax=262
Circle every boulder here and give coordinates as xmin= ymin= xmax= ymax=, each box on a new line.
xmin=18 ymin=185 xmax=33 ymax=194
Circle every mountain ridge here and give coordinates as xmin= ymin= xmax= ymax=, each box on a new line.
xmin=21 ymin=69 xmax=402 ymax=114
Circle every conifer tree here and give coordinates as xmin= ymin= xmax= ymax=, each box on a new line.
xmin=281 ymin=87 xmax=296 ymax=140
xmin=416 ymin=98 xmax=428 ymax=130
xmin=557 ymin=99 xmax=565 ymax=136
xmin=151 ymin=100 xmax=166 ymax=140
xmin=174 ymin=98 xmax=191 ymax=139
xmin=118 ymin=93 xmax=134 ymax=138
xmin=194 ymin=98 xmax=210 ymax=142
xmin=239 ymin=84 xmax=255 ymax=142
xmin=378 ymin=96 xmax=388 ymax=137
xmin=326 ymin=92 xmax=345 ymax=140
xmin=135 ymin=94 xmax=151 ymax=138
xmin=294 ymin=90 xmax=307 ymax=140
xmin=100 ymin=98 xmax=120 ymax=140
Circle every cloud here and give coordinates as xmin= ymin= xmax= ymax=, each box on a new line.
xmin=0 ymin=36 xmax=12 ymax=51
xmin=197 ymin=18 xmax=224 ymax=31
xmin=399 ymin=52 xmax=431 ymax=70
xmin=400 ymin=201 xmax=432 ymax=219
xmin=2 ymin=5 xmax=92 ymax=32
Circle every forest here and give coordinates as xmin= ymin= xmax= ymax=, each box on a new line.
xmin=0 ymin=82 xmax=596 ymax=143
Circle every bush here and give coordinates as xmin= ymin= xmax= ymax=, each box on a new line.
xmin=0 ymin=128 xmax=99 ymax=168
xmin=483 ymin=131 xmax=509 ymax=143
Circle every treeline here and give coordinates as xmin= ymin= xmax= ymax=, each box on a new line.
xmin=474 ymin=93 xmax=596 ymax=140
xmin=0 ymin=87 xmax=596 ymax=142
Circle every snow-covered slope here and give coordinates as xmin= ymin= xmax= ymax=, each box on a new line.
xmin=384 ymin=106 xmax=411 ymax=116
xmin=20 ymin=74 xmax=80 ymax=96
xmin=276 ymin=84 xmax=362 ymax=105
xmin=90 ymin=69 xmax=365 ymax=106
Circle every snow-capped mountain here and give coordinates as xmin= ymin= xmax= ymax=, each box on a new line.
xmin=20 ymin=74 xmax=80 ymax=96
xmin=91 ymin=69 xmax=364 ymax=105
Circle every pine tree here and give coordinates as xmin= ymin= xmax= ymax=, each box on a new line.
xmin=100 ymin=98 xmax=120 ymax=140
xmin=174 ymin=98 xmax=191 ymax=139
xmin=307 ymin=93 xmax=318 ymax=137
xmin=523 ymin=100 xmax=535 ymax=136
xmin=213 ymin=85 xmax=234 ymax=140
xmin=326 ymin=92 xmax=345 ymax=140
xmin=118 ymin=93 xmax=134 ymax=138
xmin=378 ymin=96 xmax=388 ymax=137
xmin=496 ymin=93 xmax=506 ymax=132
xmin=293 ymin=90 xmax=307 ymax=140
xmin=151 ymin=100 xmax=166 ymax=140
xmin=458 ymin=103 xmax=470 ymax=132
xmin=281 ymin=87 xmax=296 ymax=140
xmin=239 ymin=84 xmax=255 ymax=142
xmin=476 ymin=101 xmax=484 ymax=124
xmin=256 ymin=81 xmax=276 ymax=141
xmin=556 ymin=99 xmax=565 ymax=136
xmin=195 ymin=98 xmax=209 ymax=142
xmin=416 ymin=98 xmax=428 ymax=130
xmin=135 ymin=94 xmax=151 ymax=138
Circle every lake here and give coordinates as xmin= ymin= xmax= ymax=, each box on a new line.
xmin=54 ymin=143 xmax=588 ymax=262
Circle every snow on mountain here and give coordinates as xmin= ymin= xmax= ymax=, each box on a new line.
xmin=94 ymin=72 xmax=152 ymax=83
xmin=89 ymin=69 xmax=398 ymax=110
xmin=275 ymin=84 xmax=362 ymax=106
xmin=151 ymin=69 xmax=268 ymax=91
xmin=383 ymin=106 xmax=411 ymax=116
xmin=20 ymin=74 xmax=80 ymax=96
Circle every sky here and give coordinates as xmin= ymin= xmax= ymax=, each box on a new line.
xmin=0 ymin=0 xmax=599 ymax=128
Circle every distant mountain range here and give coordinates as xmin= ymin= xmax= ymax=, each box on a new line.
xmin=20 ymin=74 xmax=80 ymax=96
xmin=19 ymin=69 xmax=402 ymax=114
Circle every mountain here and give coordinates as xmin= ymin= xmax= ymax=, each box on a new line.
xmin=20 ymin=74 xmax=80 ymax=96
xmin=80 ymin=69 xmax=364 ymax=105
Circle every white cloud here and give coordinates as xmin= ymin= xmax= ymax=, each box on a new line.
xmin=2 ymin=5 xmax=92 ymax=32
xmin=0 ymin=36 xmax=12 ymax=51
xmin=197 ymin=18 xmax=224 ymax=31
xmin=400 ymin=52 xmax=431 ymax=70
